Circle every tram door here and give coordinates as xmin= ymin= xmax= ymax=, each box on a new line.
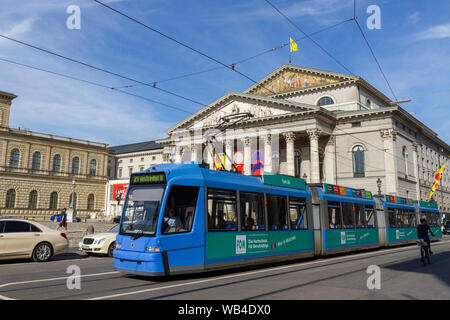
xmin=309 ymin=187 xmax=323 ymax=256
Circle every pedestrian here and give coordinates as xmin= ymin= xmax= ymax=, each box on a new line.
xmin=57 ymin=208 xmax=68 ymax=231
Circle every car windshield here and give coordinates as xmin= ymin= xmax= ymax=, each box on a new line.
xmin=108 ymin=225 xmax=120 ymax=233
xmin=119 ymin=186 xmax=165 ymax=237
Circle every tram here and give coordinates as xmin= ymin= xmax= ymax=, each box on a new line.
xmin=113 ymin=162 xmax=442 ymax=276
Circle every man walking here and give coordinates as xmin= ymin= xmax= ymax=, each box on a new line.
xmin=57 ymin=208 xmax=68 ymax=231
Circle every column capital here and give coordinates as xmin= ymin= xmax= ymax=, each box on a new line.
xmin=263 ymin=133 xmax=272 ymax=145
xmin=225 ymin=139 xmax=234 ymax=148
xmin=326 ymin=135 xmax=335 ymax=146
xmin=241 ymin=136 xmax=251 ymax=146
xmin=306 ymin=129 xmax=321 ymax=141
xmin=412 ymin=141 xmax=420 ymax=152
xmin=380 ymin=129 xmax=397 ymax=141
xmin=283 ymin=132 xmax=296 ymax=143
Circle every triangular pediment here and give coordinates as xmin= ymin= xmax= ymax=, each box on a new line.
xmin=245 ymin=64 xmax=356 ymax=97
xmin=166 ymin=92 xmax=315 ymax=134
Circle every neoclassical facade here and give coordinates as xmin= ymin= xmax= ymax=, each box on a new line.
xmin=0 ymin=91 xmax=109 ymax=217
xmin=159 ymin=65 xmax=450 ymax=212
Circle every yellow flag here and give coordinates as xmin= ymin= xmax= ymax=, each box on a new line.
xmin=429 ymin=164 xmax=445 ymax=198
xmin=290 ymin=37 xmax=298 ymax=52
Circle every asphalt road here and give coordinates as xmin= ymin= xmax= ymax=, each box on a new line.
xmin=1 ymin=236 xmax=449 ymax=300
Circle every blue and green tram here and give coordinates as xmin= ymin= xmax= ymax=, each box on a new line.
xmin=377 ymin=195 xmax=418 ymax=246
xmin=114 ymin=163 xmax=315 ymax=276
xmin=310 ymin=183 xmax=379 ymax=255
xmin=416 ymin=201 xmax=443 ymax=241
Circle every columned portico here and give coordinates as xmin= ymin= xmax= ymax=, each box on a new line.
xmin=307 ymin=129 xmax=322 ymax=183
xmin=263 ymin=133 xmax=272 ymax=174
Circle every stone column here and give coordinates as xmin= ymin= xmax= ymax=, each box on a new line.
xmin=225 ymin=139 xmax=233 ymax=171
xmin=308 ymin=129 xmax=321 ymax=183
xmin=380 ymin=129 xmax=398 ymax=195
xmin=190 ymin=144 xmax=198 ymax=163
xmin=412 ymin=142 xmax=420 ymax=201
xmin=323 ymin=136 xmax=336 ymax=184
xmin=174 ymin=146 xmax=183 ymax=163
xmin=242 ymin=137 xmax=251 ymax=175
xmin=283 ymin=132 xmax=296 ymax=176
xmin=263 ymin=133 xmax=272 ymax=174
xmin=300 ymin=146 xmax=310 ymax=183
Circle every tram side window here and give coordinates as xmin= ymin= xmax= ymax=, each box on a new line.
xmin=162 ymin=185 xmax=199 ymax=234
xmin=207 ymin=189 xmax=237 ymax=231
xmin=365 ymin=206 xmax=376 ymax=228
xmin=342 ymin=202 xmax=355 ymax=228
xmin=289 ymin=197 xmax=308 ymax=230
xmin=388 ymin=208 xmax=396 ymax=228
xmin=396 ymin=210 xmax=409 ymax=228
xmin=328 ymin=201 xmax=342 ymax=229
xmin=240 ymin=192 xmax=266 ymax=231
xmin=355 ymin=204 xmax=366 ymax=228
xmin=408 ymin=211 xmax=417 ymax=227
xmin=267 ymin=195 xmax=288 ymax=230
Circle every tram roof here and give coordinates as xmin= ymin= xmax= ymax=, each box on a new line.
xmin=146 ymin=163 xmax=311 ymax=197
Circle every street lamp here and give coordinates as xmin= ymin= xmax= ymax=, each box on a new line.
xmin=68 ymin=176 xmax=77 ymax=222
xmin=376 ymin=178 xmax=382 ymax=196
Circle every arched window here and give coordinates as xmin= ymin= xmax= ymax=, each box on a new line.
xmin=352 ymin=145 xmax=365 ymax=177
xmin=32 ymin=152 xmax=41 ymax=170
xmin=6 ymin=189 xmax=16 ymax=208
xmin=10 ymin=149 xmax=20 ymax=168
xmin=317 ymin=96 xmax=334 ymax=107
xmin=49 ymin=192 xmax=58 ymax=209
xmin=53 ymin=154 xmax=61 ymax=172
xmin=72 ymin=157 xmax=80 ymax=174
xmin=366 ymin=99 xmax=371 ymax=108
xmin=89 ymin=159 xmax=97 ymax=175
xmin=87 ymin=194 xmax=95 ymax=210
xmin=69 ymin=193 xmax=77 ymax=209
xmin=28 ymin=190 xmax=38 ymax=209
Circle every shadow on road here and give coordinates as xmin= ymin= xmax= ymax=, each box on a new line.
xmin=383 ymin=251 xmax=450 ymax=287
xmin=0 ymin=251 xmax=90 ymax=265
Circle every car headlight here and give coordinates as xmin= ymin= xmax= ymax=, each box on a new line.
xmin=96 ymin=238 xmax=106 ymax=245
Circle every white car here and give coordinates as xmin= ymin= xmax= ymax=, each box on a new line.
xmin=79 ymin=225 xmax=118 ymax=257
xmin=0 ymin=219 xmax=69 ymax=262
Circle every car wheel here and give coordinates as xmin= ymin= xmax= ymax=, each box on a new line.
xmin=108 ymin=242 xmax=116 ymax=257
xmin=32 ymin=242 xmax=53 ymax=262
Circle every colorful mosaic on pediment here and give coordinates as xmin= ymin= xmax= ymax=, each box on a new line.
xmin=253 ymin=71 xmax=340 ymax=96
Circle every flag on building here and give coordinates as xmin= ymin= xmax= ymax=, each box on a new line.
xmin=429 ymin=164 xmax=445 ymax=199
xmin=289 ymin=37 xmax=298 ymax=52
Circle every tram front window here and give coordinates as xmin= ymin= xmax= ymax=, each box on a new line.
xmin=120 ymin=186 xmax=164 ymax=237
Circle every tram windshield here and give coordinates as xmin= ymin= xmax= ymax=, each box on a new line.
xmin=120 ymin=186 xmax=165 ymax=237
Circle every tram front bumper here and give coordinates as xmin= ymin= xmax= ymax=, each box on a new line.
xmin=113 ymin=249 xmax=165 ymax=276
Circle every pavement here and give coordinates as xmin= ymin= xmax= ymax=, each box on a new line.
xmin=0 ymin=236 xmax=449 ymax=300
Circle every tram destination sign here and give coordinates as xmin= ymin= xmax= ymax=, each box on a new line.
xmin=323 ymin=183 xmax=373 ymax=200
xmin=384 ymin=195 xmax=414 ymax=206
xmin=419 ymin=201 xmax=438 ymax=209
xmin=130 ymin=172 xmax=166 ymax=185
xmin=262 ymin=173 xmax=306 ymax=190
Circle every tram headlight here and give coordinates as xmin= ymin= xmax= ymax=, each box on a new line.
xmin=145 ymin=246 xmax=160 ymax=252
xmin=146 ymin=246 xmax=153 ymax=252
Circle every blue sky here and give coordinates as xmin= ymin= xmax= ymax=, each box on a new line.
xmin=0 ymin=0 xmax=449 ymax=146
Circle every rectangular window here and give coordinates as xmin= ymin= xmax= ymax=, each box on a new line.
xmin=355 ymin=204 xmax=366 ymax=228
xmin=141 ymin=157 xmax=144 ymax=162
xmin=118 ymin=168 xmax=122 ymax=178
xmin=365 ymin=206 xmax=376 ymax=228
xmin=129 ymin=167 xmax=133 ymax=177
xmin=388 ymin=208 xmax=396 ymax=227
xmin=130 ymin=159 xmax=133 ymax=163
xmin=328 ymin=201 xmax=342 ymax=229
xmin=240 ymin=192 xmax=265 ymax=231
xmin=408 ymin=211 xmax=417 ymax=227
xmin=267 ymin=195 xmax=288 ymax=230
xmin=140 ymin=166 xmax=144 ymax=171
xmin=162 ymin=185 xmax=199 ymax=234
xmin=207 ymin=188 xmax=237 ymax=231
xmin=289 ymin=197 xmax=308 ymax=229
xmin=396 ymin=209 xmax=409 ymax=228
xmin=342 ymin=202 xmax=355 ymax=228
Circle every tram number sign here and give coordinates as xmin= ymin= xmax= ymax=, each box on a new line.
xmin=130 ymin=172 xmax=166 ymax=185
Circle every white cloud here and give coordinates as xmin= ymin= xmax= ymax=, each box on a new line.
xmin=415 ymin=23 xmax=450 ymax=40
xmin=407 ymin=11 xmax=420 ymax=25
xmin=1 ymin=18 xmax=36 ymax=38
